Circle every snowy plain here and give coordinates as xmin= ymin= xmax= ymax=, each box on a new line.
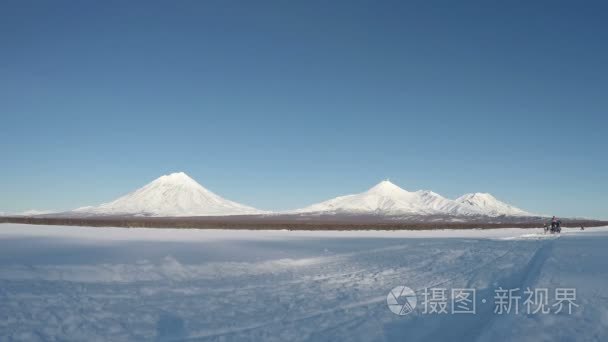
xmin=1 ymin=224 xmax=607 ymax=341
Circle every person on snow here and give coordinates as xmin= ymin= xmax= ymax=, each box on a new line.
xmin=551 ymin=218 xmax=562 ymax=233
xmin=549 ymin=216 xmax=562 ymax=234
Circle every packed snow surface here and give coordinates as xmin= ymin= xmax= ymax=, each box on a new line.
xmin=1 ymin=223 xmax=606 ymax=341
xmin=294 ymin=180 xmax=532 ymax=217
xmin=71 ymin=172 xmax=265 ymax=217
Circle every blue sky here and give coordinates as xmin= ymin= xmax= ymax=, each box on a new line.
xmin=1 ymin=0 xmax=606 ymax=218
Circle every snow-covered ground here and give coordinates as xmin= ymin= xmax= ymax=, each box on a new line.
xmin=1 ymin=224 xmax=607 ymax=341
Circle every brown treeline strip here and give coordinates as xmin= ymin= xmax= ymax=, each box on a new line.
xmin=1 ymin=216 xmax=606 ymax=231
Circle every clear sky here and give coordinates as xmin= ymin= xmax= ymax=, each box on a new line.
xmin=1 ymin=0 xmax=606 ymax=218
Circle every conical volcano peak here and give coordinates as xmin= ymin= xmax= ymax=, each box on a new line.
xmin=150 ymin=172 xmax=207 ymax=191
xmin=416 ymin=190 xmax=440 ymax=196
xmin=457 ymin=193 xmax=498 ymax=204
xmin=163 ymin=171 xmax=190 ymax=179
xmin=71 ymin=172 xmax=266 ymax=217
xmin=367 ymin=179 xmax=407 ymax=195
xmin=469 ymin=192 xmax=494 ymax=199
xmin=156 ymin=171 xmax=196 ymax=183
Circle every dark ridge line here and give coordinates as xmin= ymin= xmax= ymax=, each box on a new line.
xmin=1 ymin=216 xmax=606 ymax=231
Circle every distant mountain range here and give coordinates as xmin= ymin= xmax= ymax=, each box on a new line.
xmin=8 ymin=172 xmax=539 ymax=219
xmin=292 ymin=180 xmax=532 ymax=217
xmin=9 ymin=210 xmax=57 ymax=216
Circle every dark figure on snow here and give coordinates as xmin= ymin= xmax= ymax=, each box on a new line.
xmin=549 ymin=216 xmax=561 ymax=234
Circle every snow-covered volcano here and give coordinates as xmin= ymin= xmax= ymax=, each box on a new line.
xmin=455 ymin=193 xmax=531 ymax=217
xmin=293 ymin=180 xmax=441 ymax=215
xmin=59 ymin=177 xmax=532 ymax=219
xmin=293 ymin=180 xmax=533 ymax=217
xmin=71 ymin=172 xmax=265 ymax=217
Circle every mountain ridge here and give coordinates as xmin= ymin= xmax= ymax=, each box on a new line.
xmin=292 ymin=180 xmax=533 ymax=217
xmin=10 ymin=174 xmax=537 ymax=219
